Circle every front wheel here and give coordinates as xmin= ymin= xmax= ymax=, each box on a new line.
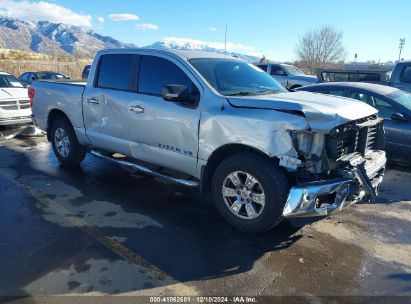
xmin=212 ymin=153 xmax=290 ymax=233
xmin=50 ymin=117 xmax=87 ymax=166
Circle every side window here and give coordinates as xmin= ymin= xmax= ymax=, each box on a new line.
xmin=97 ymin=54 xmax=136 ymax=91
xmin=322 ymin=72 xmax=349 ymax=82
xmin=257 ymin=65 xmax=268 ymax=72
xmin=20 ymin=73 xmax=28 ymax=82
xmin=400 ymin=65 xmax=411 ymax=83
xmin=270 ymin=66 xmax=286 ymax=76
xmin=326 ymin=89 xmax=345 ymax=96
xmin=373 ymin=97 xmax=397 ymax=120
xmin=138 ymin=55 xmax=195 ymax=96
xmin=349 ymin=91 xmax=374 ymax=106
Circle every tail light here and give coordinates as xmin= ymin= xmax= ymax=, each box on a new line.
xmin=28 ymin=87 xmax=35 ymax=108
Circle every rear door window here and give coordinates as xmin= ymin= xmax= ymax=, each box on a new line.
xmin=138 ymin=55 xmax=195 ymax=96
xmin=349 ymin=90 xmax=375 ymax=106
xmin=97 ymin=54 xmax=137 ymax=91
xmin=257 ymin=65 xmax=268 ymax=72
xmin=309 ymin=88 xmax=345 ymax=96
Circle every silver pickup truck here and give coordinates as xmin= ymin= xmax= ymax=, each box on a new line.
xmin=31 ymin=49 xmax=386 ymax=232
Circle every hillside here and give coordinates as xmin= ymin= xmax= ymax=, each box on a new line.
xmin=0 ymin=16 xmax=259 ymax=62
xmin=0 ymin=16 xmax=135 ymax=58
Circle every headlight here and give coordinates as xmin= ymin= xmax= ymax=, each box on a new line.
xmin=291 ymin=130 xmax=314 ymax=158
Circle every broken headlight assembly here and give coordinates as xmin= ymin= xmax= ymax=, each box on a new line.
xmin=291 ymin=130 xmax=327 ymax=172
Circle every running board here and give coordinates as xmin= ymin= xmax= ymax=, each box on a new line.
xmin=90 ymin=150 xmax=199 ymax=188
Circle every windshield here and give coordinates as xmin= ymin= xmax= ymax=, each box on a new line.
xmin=388 ymin=90 xmax=411 ymax=112
xmin=283 ymin=65 xmax=306 ymax=76
xmin=0 ymin=74 xmax=24 ymax=88
xmin=190 ymin=58 xmax=286 ymax=96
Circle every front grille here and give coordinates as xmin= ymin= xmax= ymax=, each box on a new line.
xmin=0 ymin=99 xmax=30 ymax=111
xmin=326 ymin=115 xmax=384 ymax=161
xmin=0 ymin=115 xmax=31 ymax=121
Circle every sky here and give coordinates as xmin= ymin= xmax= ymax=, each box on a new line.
xmin=0 ymin=0 xmax=410 ymax=62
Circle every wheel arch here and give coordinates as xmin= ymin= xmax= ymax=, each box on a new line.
xmin=200 ymin=143 xmax=282 ymax=193
xmin=46 ymin=109 xmax=72 ymax=141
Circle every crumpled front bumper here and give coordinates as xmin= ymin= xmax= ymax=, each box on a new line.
xmin=282 ymin=150 xmax=386 ymax=217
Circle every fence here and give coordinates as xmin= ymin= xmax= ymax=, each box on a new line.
xmin=0 ymin=59 xmax=92 ymax=79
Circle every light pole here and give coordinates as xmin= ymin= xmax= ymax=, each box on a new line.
xmin=224 ymin=24 xmax=228 ymax=54
xmin=399 ymin=38 xmax=405 ymax=61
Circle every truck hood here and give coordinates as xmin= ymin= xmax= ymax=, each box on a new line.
xmin=228 ymin=91 xmax=378 ymax=132
xmin=0 ymin=88 xmax=29 ymax=100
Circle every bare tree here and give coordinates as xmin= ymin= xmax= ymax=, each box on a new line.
xmin=295 ymin=25 xmax=346 ymax=72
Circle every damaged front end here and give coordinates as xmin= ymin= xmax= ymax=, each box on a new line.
xmin=282 ymin=115 xmax=386 ymax=217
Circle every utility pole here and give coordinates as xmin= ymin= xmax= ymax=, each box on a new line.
xmin=224 ymin=24 xmax=228 ymax=53
xmin=399 ymin=38 xmax=405 ymax=61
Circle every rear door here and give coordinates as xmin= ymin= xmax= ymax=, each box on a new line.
xmin=83 ymin=53 xmax=139 ymax=155
xmin=125 ymin=54 xmax=202 ymax=177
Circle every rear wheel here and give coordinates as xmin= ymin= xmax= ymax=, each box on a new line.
xmin=50 ymin=117 xmax=87 ymax=166
xmin=212 ymin=153 xmax=289 ymax=233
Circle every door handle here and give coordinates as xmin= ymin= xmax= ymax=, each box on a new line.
xmin=86 ymin=97 xmax=99 ymax=104
xmin=130 ymin=105 xmax=144 ymax=113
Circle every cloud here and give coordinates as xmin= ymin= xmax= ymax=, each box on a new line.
xmin=162 ymin=37 xmax=262 ymax=57
xmin=136 ymin=23 xmax=159 ymax=30
xmin=97 ymin=16 xmax=104 ymax=23
xmin=0 ymin=0 xmax=92 ymax=26
xmin=108 ymin=13 xmax=139 ymax=21
xmin=209 ymin=27 xmax=217 ymax=32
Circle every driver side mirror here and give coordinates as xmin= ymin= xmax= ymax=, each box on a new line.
xmin=391 ymin=112 xmax=409 ymax=122
xmin=162 ymin=84 xmax=199 ymax=107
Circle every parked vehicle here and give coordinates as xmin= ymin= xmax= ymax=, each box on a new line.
xmin=390 ymin=60 xmax=411 ymax=93
xmin=82 ymin=65 xmax=91 ymax=80
xmin=18 ymin=71 xmax=70 ymax=87
xmin=0 ymin=72 xmax=32 ymax=126
xmin=256 ymin=63 xmax=317 ymax=89
xmin=316 ymin=68 xmax=391 ymax=84
xmin=297 ymin=82 xmax=411 ymax=164
xmin=31 ymin=49 xmax=386 ymax=232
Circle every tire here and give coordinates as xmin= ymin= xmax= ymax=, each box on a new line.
xmin=50 ymin=116 xmax=87 ymax=166
xmin=212 ymin=153 xmax=289 ymax=233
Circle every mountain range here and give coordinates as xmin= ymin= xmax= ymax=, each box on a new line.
xmin=0 ymin=16 xmax=259 ymax=61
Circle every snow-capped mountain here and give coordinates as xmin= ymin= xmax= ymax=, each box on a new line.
xmin=0 ymin=16 xmax=135 ymax=57
xmin=0 ymin=16 xmax=260 ymax=62
xmin=146 ymin=38 xmax=260 ymax=62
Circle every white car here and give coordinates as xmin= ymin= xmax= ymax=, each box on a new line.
xmin=0 ymin=72 xmax=32 ymax=126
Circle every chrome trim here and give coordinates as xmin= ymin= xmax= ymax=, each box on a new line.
xmin=283 ymin=150 xmax=386 ymax=218
xmin=90 ymin=150 xmax=199 ymax=188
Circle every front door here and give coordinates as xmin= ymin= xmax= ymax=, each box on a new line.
xmin=373 ymin=98 xmax=411 ymax=163
xmin=348 ymin=89 xmax=411 ymax=162
xmin=125 ymin=54 xmax=202 ymax=177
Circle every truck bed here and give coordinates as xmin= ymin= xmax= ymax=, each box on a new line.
xmin=31 ymin=80 xmax=87 ymax=136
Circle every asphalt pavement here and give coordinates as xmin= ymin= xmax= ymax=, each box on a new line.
xmin=0 ymin=127 xmax=410 ymax=303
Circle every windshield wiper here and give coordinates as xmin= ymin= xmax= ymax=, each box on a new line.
xmin=260 ymin=89 xmax=283 ymax=95
xmin=226 ymin=91 xmax=259 ymax=96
